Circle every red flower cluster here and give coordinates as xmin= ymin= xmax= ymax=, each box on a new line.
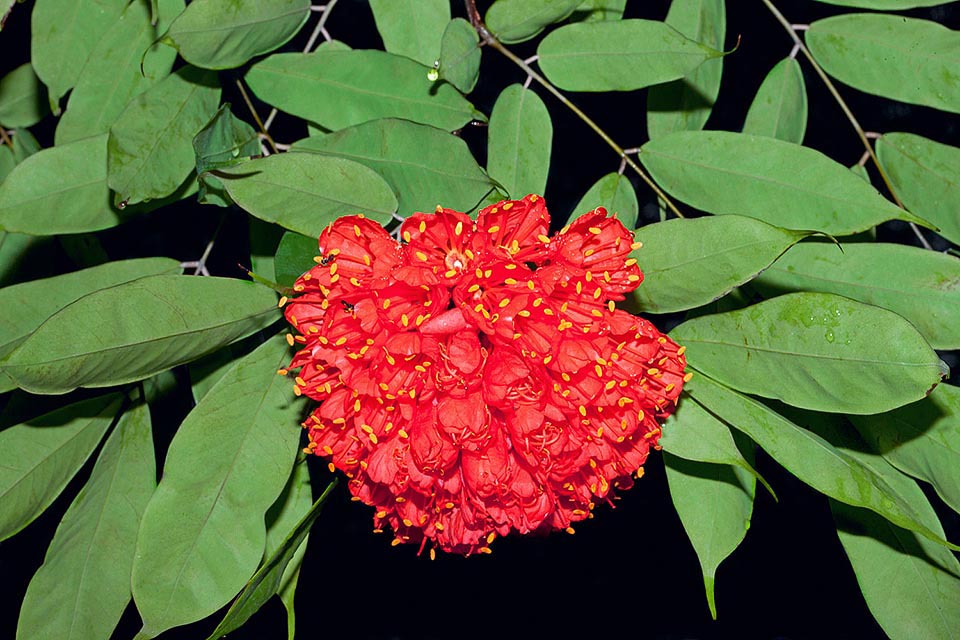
xmin=283 ymin=195 xmax=688 ymax=555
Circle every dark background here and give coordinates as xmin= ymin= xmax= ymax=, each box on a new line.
xmin=2 ymin=1 xmax=959 ymax=638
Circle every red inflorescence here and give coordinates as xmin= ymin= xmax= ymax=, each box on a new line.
xmin=283 ymin=194 xmax=689 ymax=555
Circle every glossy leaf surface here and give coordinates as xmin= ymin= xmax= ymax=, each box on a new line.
xmin=219 ymin=152 xmax=398 ymax=237
xmin=640 ymin=131 xmax=930 ymax=235
xmin=3 ymin=275 xmax=279 ymax=394
xmin=671 ymin=292 xmax=946 ymax=414
xmin=132 ymin=335 xmax=302 ymax=636
xmin=631 ymin=215 xmax=809 ymax=314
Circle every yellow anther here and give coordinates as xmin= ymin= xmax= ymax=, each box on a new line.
xmin=487 ymin=225 xmax=501 ymax=233
xmin=455 ymin=220 xmax=463 ymax=235
xmin=588 ymin=226 xmax=602 ymax=235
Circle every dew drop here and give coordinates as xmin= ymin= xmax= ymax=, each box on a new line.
xmin=824 ymin=329 xmax=835 ymax=343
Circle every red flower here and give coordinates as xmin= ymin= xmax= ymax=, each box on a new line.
xmin=283 ymin=195 xmax=689 ymax=555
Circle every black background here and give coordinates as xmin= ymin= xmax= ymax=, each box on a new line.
xmin=2 ymin=1 xmax=959 ymax=638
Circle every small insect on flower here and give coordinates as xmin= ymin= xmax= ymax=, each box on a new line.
xmin=283 ymin=195 xmax=687 ymax=555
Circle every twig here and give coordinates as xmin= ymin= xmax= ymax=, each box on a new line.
xmin=463 ymin=0 xmax=685 ymax=219
xmin=181 ymin=215 xmax=226 ymax=276
xmin=235 ymin=79 xmax=279 ymax=155
xmin=0 ymin=128 xmax=11 ymax=149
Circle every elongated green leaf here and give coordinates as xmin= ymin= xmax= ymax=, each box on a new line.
xmin=269 ymin=460 xmax=314 ymax=640
xmin=486 ymin=0 xmax=580 ymax=44
xmin=538 ymin=19 xmax=723 ymax=92
xmin=219 ymin=152 xmax=397 ymax=237
xmin=807 ymin=14 xmax=960 ymax=114
xmin=246 ymin=50 xmax=483 ymax=132
xmin=164 ymin=0 xmax=311 ymax=70
xmin=487 ymin=85 xmax=552 ymax=199
xmin=671 ymin=292 xmax=947 ymax=414
xmin=647 ymin=0 xmax=726 ymax=139
xmin=132 ymin=335 xmax=302 ymax=637
xmin=568 ymin=172 xmax=638 ymax=229
xmin=274 ymin=231 xmax=316 ymax=288
xmin=571 ymin=0 xmax=627 ymax=22
xmin=639 ymin=131 xmax=930 ymax=235
xmin=877 ymin=132 xmax=960 ymax=246
xmin=0 ymin=231 xmax=35 ymax=286
xmin=108 ymin=66 xmax=220 ymax=205
xmin=813 ymin=0 xmax=955 ymax=6
xmin=193 ymin=104 xmax=261 ymax=206
xmin=851 ymin=383 xmax=960 ymax=517
xmin=206 ymin=466 xmax=334 ymax=640
xmin=438 ymin=18 xmax=481 ymax=94
xmin=742 ymin=57 xmax=807 ymax=144
xmin=0 ymin=63 xmax=48 ymax=128
xmin=55 ymin=0 xmax=181 ymax=145
xmin=0 ymin=394 xmax=121 ymax=541
xmin=754 ymin=242 xmax=960 ymax=350
xmin=630 ymin=215 xmax=809 ymax=314
xmin=369 ymin=0 xmax=449 ymax=66
xmin=686 ymin=374 xmax=959 ymax=550
xmin=30 ymin=0 xmax=128 ymax=107
xmin=0 ymin=135 xmax=119 ymax=234
xmin=2 ymin=275 xmax=279 ymax=394
xmin=661 ymin=395 xmax=772 ymax=494
xmin=0 ymin=146 xmax=13 ymax=182
xmin=833 ymin=502 xmax=960 ymax=640
xmin=665 ymin=454 xmax=754 ymax=619
xmin=16 ymin=402 xmax=155 ymax=640
xmin=292 ymin=118 xmax=494 ymax=217
xmin=0 ymin=257 xmax=182 ymax=392
xmin=10 ymin=129 xmax=39 ymax=164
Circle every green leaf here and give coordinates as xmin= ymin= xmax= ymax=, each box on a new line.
xmin=16 ymin=402 xmax=155 ymax=640
xmin=0 ymin=134 xmax=121 ymax=234
xmin=833 ymin=502 xmax=960 ymax=640
xmin=850 ymin=383 xmax=960 ymax=517
xmin=665 ymin=454 xmax=754 ymax=620
xmin=0 ymin=257 xmax=182 ymax=392
xmin=806 ymin=13 xmax=960 ymax=114
xmin=661 ymin=395 xmax=772 ymax=496
xmin=438 ymin=18 xmax=481 ymax=94
xmin=0 ymin=394 xmax=121 ymax=541
xmin=132 ymin=334 xmax=302 ymax=637
xmin=206 ymin=464 xmax=333 ymax=640
xmin=812 ymin=0 xmax=956 ymax=7
xmin=686 ymin=374 xmax=960 ymax=550
xmin=10 ymin=129 xmax=40 ymax=164
xmin=753 ymin=242 xmax=960 ymax=350
xmin=107 ymin=65 xmax=221 ymax=206
xmin=2 ymin=274 xmax=280 ymax=395
xmin=0 ymin=63 xmax=48 ymax=128
xmin=568 ymin=172 xmax=638 ymax=229
xmin=54 ymin=0 xmax=182 ymax=145
xmin=487 ymin=85 xmax=552 ymax=199
xmin=30 ymin=0 xmax=129 ymax=107
xmin=877 ymin=132 xmax=960 ymax=246
xmin=292 ymin=118 xmax=494 ymax=217
xmin=0 ymin=231 xmax=35 ymax=288
xmin=630 ymin=215 xmax=809 ymax=314
xmin=219 ymin=152 xmax=398 ymax=237
xmin=486 ymin=0 xmax=580 ymax=44
xmin=274 ymin=231 xmax=316 ymax=288
xmin=671 ymin=292 xmax=947 ymax=414
xmin=268 ymin=460 xmax=314 ymax=640
xmin=646 ymin=0 xmax=726 ymax=139
xmin=537 ymin=19 xmax=723 ymax=92
xmin=639 ymin=131 xmax=930 ymax=235
xmin=0 ymin=145 xmax=13 ymax=183
xmin=369 ymin=0 xmax=450 ymax=66
xmin=246 ymin=50 xmax=483 ymax=132
xmin=164 ymin=0 xmax=311 ymax=70
xmin=571 ymin=0 xmax=627 ymax=22
xmin=193 ymin=104 xmax=261 ymax=207
xmin=742 ymin=57 xmax=807 ymax=144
